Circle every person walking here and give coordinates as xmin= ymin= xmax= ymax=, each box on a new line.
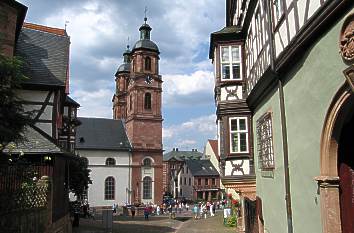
xmin=131 ymin=205 xmax=136 ymax=219
xmin=157 ymin=205 xmax=161 ymax=215
xmin=144 ymin=206 xmax=150 ymax=220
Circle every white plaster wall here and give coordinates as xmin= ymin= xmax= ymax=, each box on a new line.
xmin=225 ymin=159 xmax=250 ymax=176
xmin=77 ymin=149 xmax=132 ymax=207
xmin=16 ymin=90 xmax=52 ymax=102
xmin=220 ymin=85 xmax=243 ymax=101
xmin=35 ymin=122 xmax=52 ymax=136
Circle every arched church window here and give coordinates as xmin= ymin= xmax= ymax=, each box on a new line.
xmin=105 ymin=158 xmax=116 ymax=166
xmin=104 ymin=176 xmax=115 ymax=200
xmin=144 ymin=93 xmax=151 ymax=110
xmin=143 ymin=158 xmax=152 ymax=167
xmin=143 ymin=176 xmax=152 ymax=199
xmin=130 ymin=95 xmax=133 ymax=111
xmin=145 ymin=57 xmax=151 ymax=71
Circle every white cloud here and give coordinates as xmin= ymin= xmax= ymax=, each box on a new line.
xmin=163 ymin=114 xmax=216 ymax=151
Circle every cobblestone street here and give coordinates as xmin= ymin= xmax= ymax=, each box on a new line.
xmin=73 ymin=210 xmax=236 ymax=233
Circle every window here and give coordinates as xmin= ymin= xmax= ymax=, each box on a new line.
xmin=186 ymin=168 xmax=188 ymax=174
xmin=104 ymin=177 xmax=115 ymax=200
xmin=189 ymin=178 xmax=191 ymax=186
xmin=143 ymin=158 xmax=152 ymax=167
xmin=198 ymin=178 xmax=201 ymax=185
xmin=205 ymin=178 xmax=208 ymax=185
xmin=144 ymin=93 xmax=151 ymax=110
xmin=212 ymin=178 xmax=216 ymax=186
xmin=182 ymin=167 xmax=184 ymax=174
xmin=220 ymin=45 xmax=242 ymax=80
xmin=230 ymin=117 xmax=249 ymax=153
xmin=180 ymin=177 xmax=182 ymax=185
xmin=257 ymin=112 xmax=274 ymax=169
xmin=145 ymin=57 xmax=151 ymax=71
xmin=272 ymin=0 xmax=284 ymax=23
xmin=180 ymin=189 xmax=183 ymax=196
xmin=130 ymin=95 xmax=132 ymax=111
xmin=105 ymin=158 xmax=116 ymax=166
xmin=143 ymin=176 xmax=152 ymax=199
xmin=184 ymin=177 xmax=186 ymax=185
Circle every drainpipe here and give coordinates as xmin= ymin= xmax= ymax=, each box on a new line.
xmin=264 ymin=1 xmax=293 ymax=232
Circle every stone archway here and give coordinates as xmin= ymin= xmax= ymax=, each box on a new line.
xmin=316 ymin=83 xmax=354 ymax=233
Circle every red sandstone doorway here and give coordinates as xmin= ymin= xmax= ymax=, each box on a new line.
xmin=338 ymin=115 xmax=354 ymax=233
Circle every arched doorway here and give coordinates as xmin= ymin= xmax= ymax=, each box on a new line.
xmin=338 ymin=113 xmax=354 ymax=232
xmin=318 ymin=83 xmax=354 ymax=233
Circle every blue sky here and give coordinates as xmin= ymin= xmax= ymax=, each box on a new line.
xmin=18 ymin=0 xmax=225 ymax=152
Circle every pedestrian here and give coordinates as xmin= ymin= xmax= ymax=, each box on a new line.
xmin=193 ymin=204 xmax=198 ymax=219
xmin=157 ymin=205 xmax=161 ymax=215
xmin=186 ymin=203 xmax=189 ymax=212
xmin=144 ymin=206 xmax=150 ymax=220
xmin=112 ymin=203 xmax=116 ymax=214
xmin=210 ymin=202 xmax=215 ymax=217
xmin=213 ymin=202 xmax=216 ymax=216
xmin=131 ymin=205 xmax=136 ymax=218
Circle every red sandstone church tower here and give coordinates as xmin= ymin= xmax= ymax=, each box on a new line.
xmin=113 ymin=17 xmax=163 ymax=204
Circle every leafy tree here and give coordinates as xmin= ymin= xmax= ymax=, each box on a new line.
xmin=69 ymin=156 xmax=92 ymax=198
xmin=0 ymin=54 xmax=34 ymax=155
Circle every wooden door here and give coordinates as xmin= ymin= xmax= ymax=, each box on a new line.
xmin=338 ymin=117 xmax=354 ymax=233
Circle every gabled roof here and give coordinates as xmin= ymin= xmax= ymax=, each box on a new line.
xmin=208 ymin=139 xmax=219 ymax=160
xmin=15 ymin=24 xmax=70 ymax=88
xmin=163 ymin=150 xmax=202 ymax=162
xmin=75 ymin=117 xmax=131 ymax=151
xmin=185 ymin=159 xmax=219 ymax=177
xmin=5 ymin=126 xmax=62 ymax=154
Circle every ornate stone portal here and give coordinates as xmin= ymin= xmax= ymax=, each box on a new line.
xmin=340 ymin=13 xmax=354 ymax=62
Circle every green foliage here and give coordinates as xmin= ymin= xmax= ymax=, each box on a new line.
xmin=226 ymin=214 xmax=237 ymax=227
xmin=0 ymin=54 xmax=34 ymax=151
xmin=69 ymin=156 xmax=92 ymax=198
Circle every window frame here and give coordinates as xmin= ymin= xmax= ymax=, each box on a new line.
xmin=104 ymin=176 xmax=115 ymax=200
xmin=143 ymin=158 xmax=152 ymax=167
xmin=198 ymin=178 xmax=201 ymax=185
xmin=143 ymin=176 xmax=152 ymax=199
xmin=144 ymin=92 xmax=152 ymax=110
xmin=205 ymin=178 xmax=208 ymax=186
xmin=257 ymin=112 xmax=275 ymax=170
xmin=220 ymin=45 xmax=242 ymax=81
xmin=105 ymin=158 xmax=116 ymax=166
xmin=229 ymin=116 xmax=249 ymax=153
xmin=145 ymin=56 xmax=151 ymax=71
xmin=271 ymin=0 xmax=285 ymax=30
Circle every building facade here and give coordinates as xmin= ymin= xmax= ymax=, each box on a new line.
xmin=214 ymin=0 xmax=354 ymax=232
xmin=113 ymin=17 xmax=163 ymax=204
xmin=75 ymin=117 xmax=132 ymax=207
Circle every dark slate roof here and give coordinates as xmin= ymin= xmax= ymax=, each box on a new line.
xmin=15 ymin=27 xmax=70 ymax=87
xmin=163 ymin=150 xmax=202 ymax=162
xmin=65 ymin=96 xmax=80 ymax=107
xmin=4 ymin=127 xmax=62 ymax=154
xmin=185 ymin=159 xmax=219 ymax=176
xmin=209 ymin=25 xmax=242 ymax=59
xmin=132 ymin=39 xmax=159 ymax=53
xmin=75 ymin=117 xmax=131 ymax=150
xmin=116 ymin=63 xmax=131 ymax=75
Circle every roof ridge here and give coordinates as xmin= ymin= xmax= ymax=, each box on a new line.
xmin=23 ymin=22 xmax=67 ymax=37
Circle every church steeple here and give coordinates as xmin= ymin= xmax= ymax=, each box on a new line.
xmin=139 ymin=17 xmax=152 ymax=40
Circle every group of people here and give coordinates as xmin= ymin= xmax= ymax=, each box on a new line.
xmin=192 ymin=201 xmax=218 ymax=219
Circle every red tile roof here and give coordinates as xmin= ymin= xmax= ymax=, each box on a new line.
xmin=23 ymin=22 xmax=66 ymax=36
xmin=208 ymin=139 xmax=219 ymax=160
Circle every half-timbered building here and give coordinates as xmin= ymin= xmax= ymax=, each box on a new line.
xmin=212 ymin=0 xmax=354 ymax=232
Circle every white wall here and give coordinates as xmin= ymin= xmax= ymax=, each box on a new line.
xmin=77 ymin=149 xmax=132 ymax=207
xmin=178 ymin=163 xmax=194 ymax=200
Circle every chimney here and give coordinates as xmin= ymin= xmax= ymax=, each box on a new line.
xmin=173 ymin=148 xmax=175 ymax=151
xmin=176 ymin=148 xmax=179 ymax=151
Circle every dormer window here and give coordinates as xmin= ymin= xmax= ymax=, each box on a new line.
xmin=145 ymin=57 xmax=151 ymax=71
xmin=106 ymin=158 xmax=116 ymax=166
xmin=220 ymin=45 xmax=242 ymax=80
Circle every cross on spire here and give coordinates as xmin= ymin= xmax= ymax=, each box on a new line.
xmin=144 ymin=6 xmax=148 ymax=23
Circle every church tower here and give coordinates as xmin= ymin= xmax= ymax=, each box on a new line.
xmin=114 ymin=16 xmax=163 ymax=204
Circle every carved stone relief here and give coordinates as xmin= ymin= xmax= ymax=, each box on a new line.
xmin=340 ymin=13 xmax=354 ymax=62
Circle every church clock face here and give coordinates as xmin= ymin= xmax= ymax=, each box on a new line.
xmin=145 ymin=75 xmax=153 ymax=85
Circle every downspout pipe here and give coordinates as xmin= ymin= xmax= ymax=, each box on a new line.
xmin=264 ymin=1 xmax=293 ymax=233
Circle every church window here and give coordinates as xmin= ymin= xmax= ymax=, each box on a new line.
xmin=205 ymin=178 xmax=208 ymax=185
xmin=130 ymin=95 xmax=132 ymax=111
xmin=230 ymin=117 xmax=249 ymax=153
xmin=144 ymin=93 xmax=151 ymax=110
xmin=145 ymin=57 xmax=151 ymax=71
xmin=198 ymin=178 xmax=201 ymax=185
xmin=143 ymin=176 xmax=152 ymax=199
xmin=105 ymin=158 xmax=116 ymax=166
xmin=143 ymin=158 xmax=152 ymax=167
xmin=104 ymin=176 xmax=115 ymax=200
xmin=220 ymin=45 xmax=242 ymax=80
xmin=257 ymin=112 xmax=274 ymax=170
